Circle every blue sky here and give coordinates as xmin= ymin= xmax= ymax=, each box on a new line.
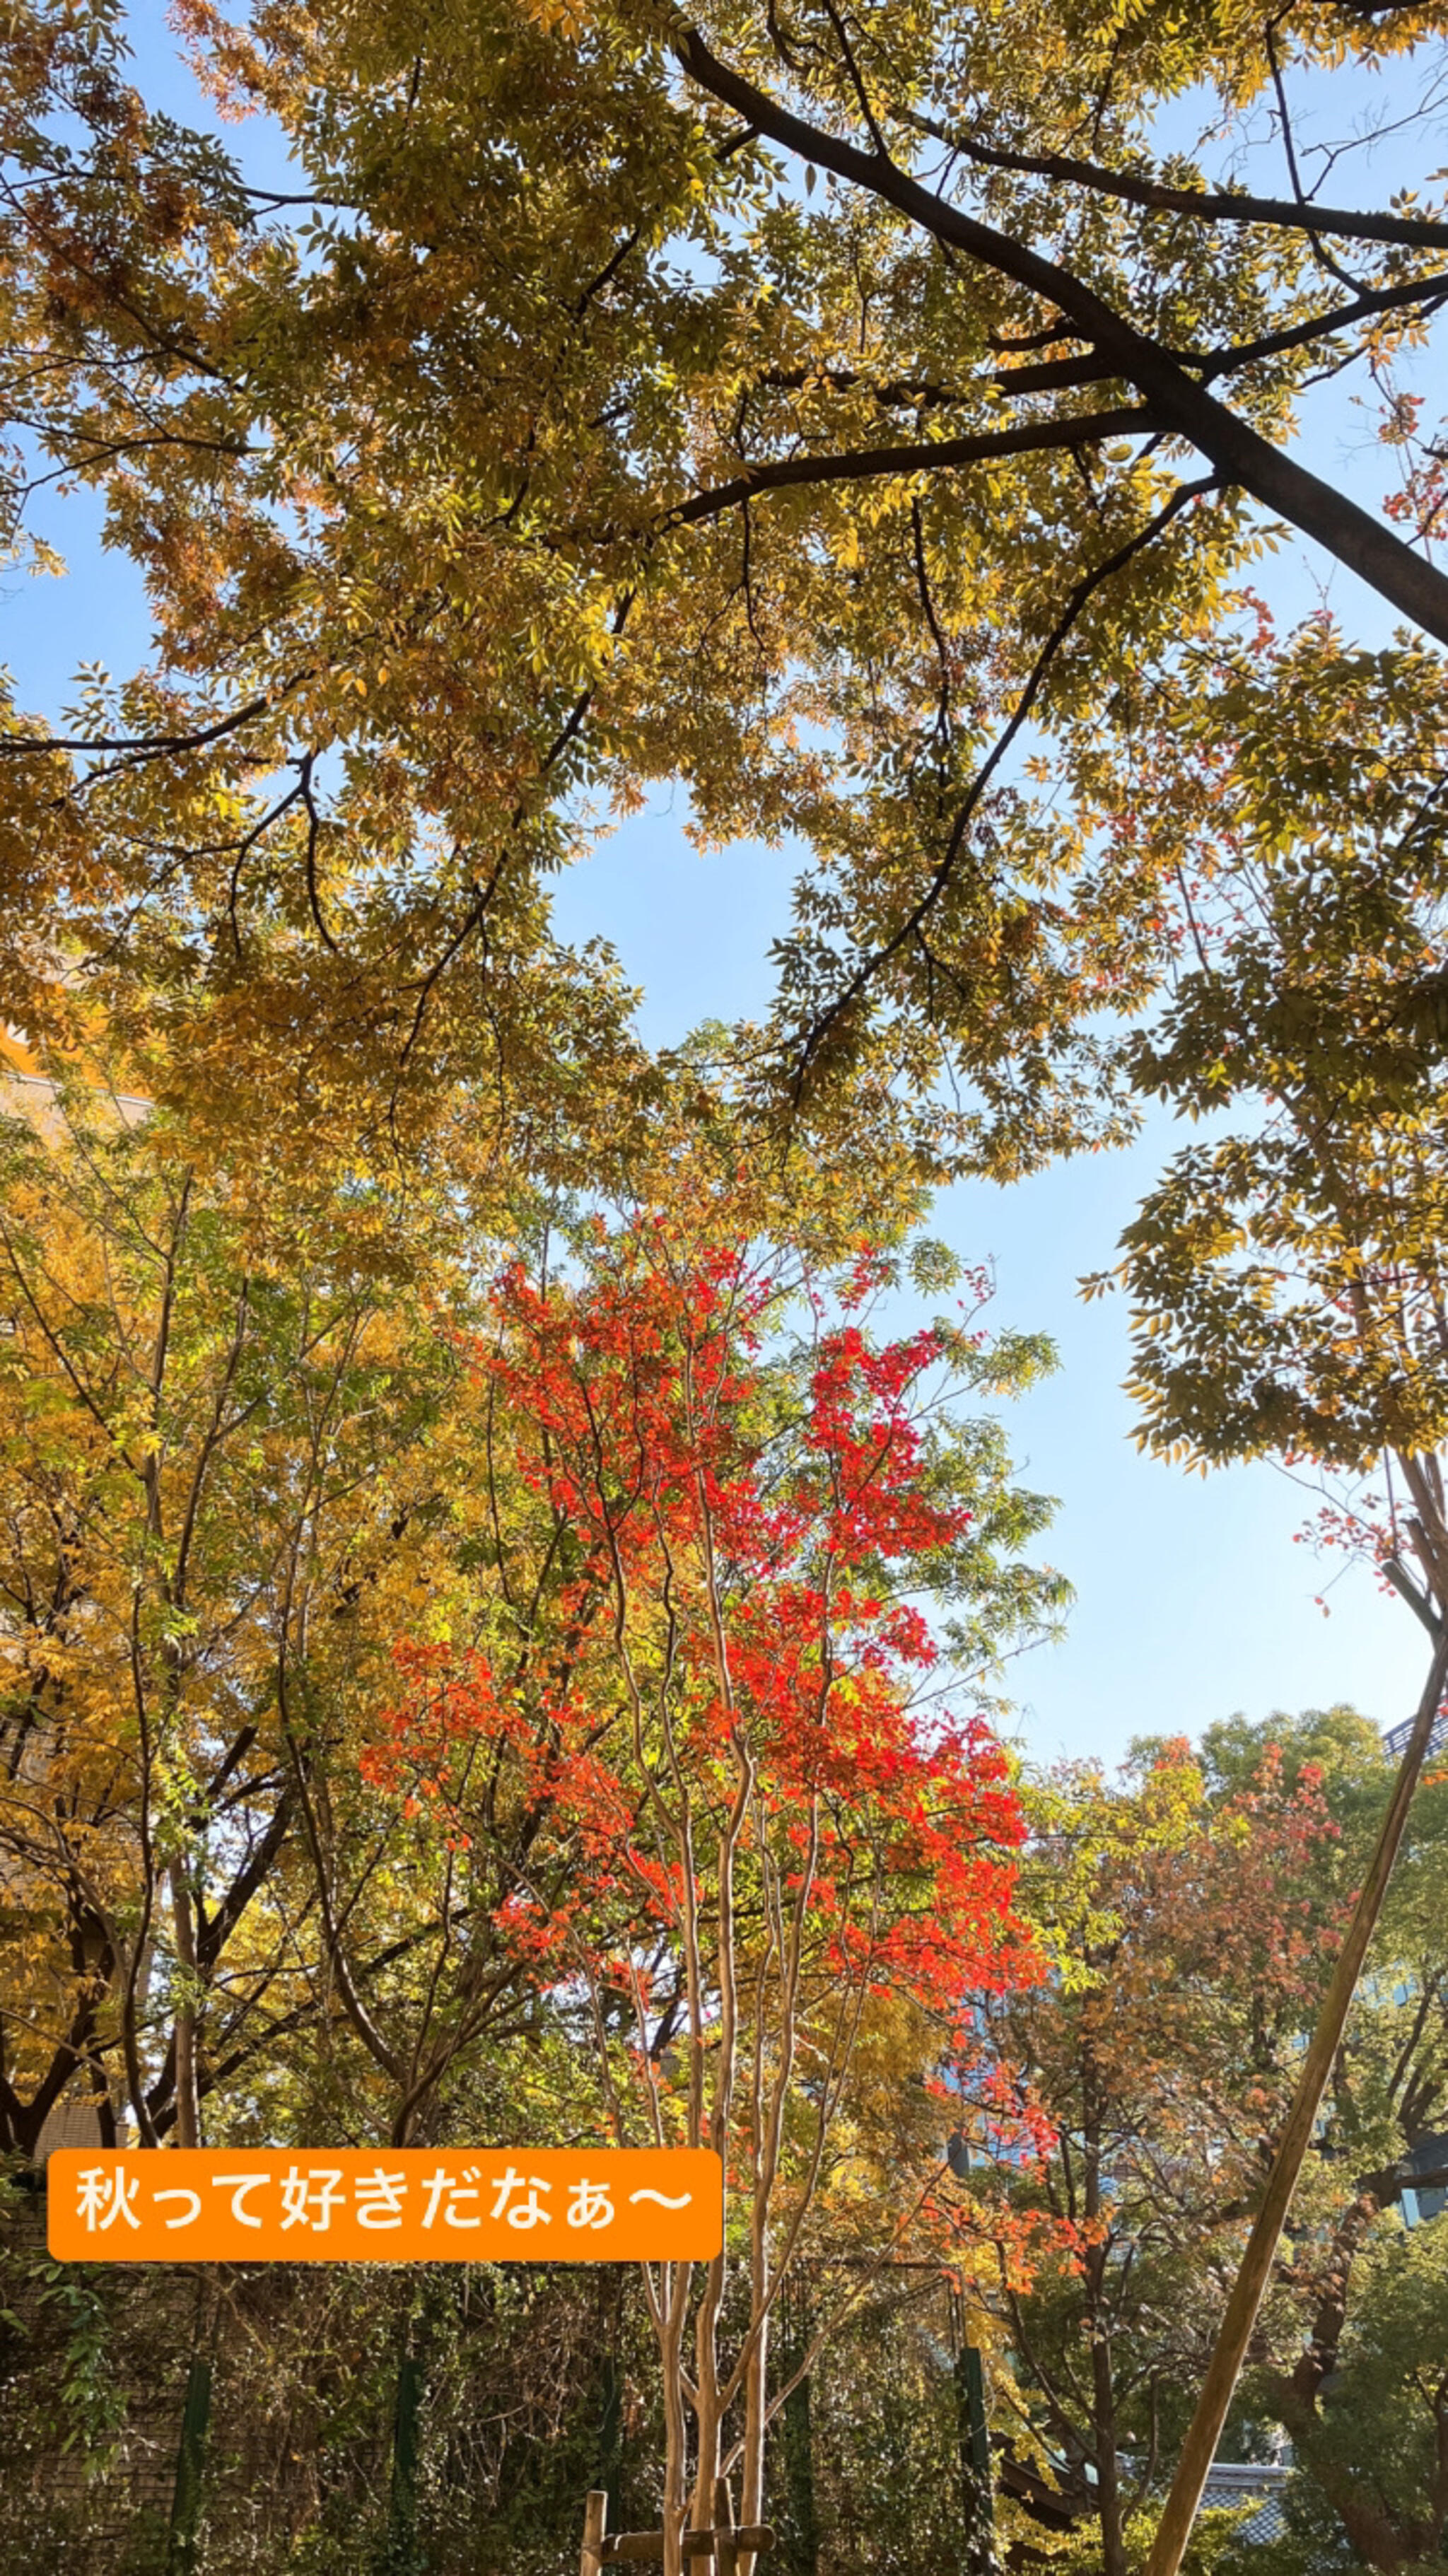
xmin=544 ymin=801 xmax=1434 ymax=1770
xmin=4 ymin=9 xmax=1442 ymax=1771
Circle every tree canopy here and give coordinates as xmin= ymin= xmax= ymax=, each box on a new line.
xmin=5 ymin=0 xmax=1448 ymax=1174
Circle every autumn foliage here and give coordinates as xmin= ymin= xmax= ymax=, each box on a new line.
xmin=366 ymin=1232 xmax=1030 ymax=2012
xmin=361 ymin=1211 xmax=1049 ymax=2558
xmin=974 ymin=1733 xmax=1348 ymax=2575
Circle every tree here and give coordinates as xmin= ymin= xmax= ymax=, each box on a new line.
xmin=366 ymin=1196 xmax=1066 ymax=2570
xmin=968 ymin=1737 xmax=1343 ymax=2576
xmin=1062 ymin=617 xmax=1448 ymax=2569
xmin=0 ymin=1050 xmax=552 ymax=2154
xmin=1097 ymin=619 xmax=1448 ymax=1579
xmin=6 ymin=0 xmax=1448 ymax=1175
xmin=1264 ymin=2217 xmax=1448 ymax=2576
xmin=0 ymin=1013 xmax=974 ymax=2160
xmin=1201 ymin=1712 xmax=1448 ymax=2576
xmin=963 ymin=1702 xmax=1448 ymax=2576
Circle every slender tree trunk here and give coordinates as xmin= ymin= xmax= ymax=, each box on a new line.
xmin=738 ymin=2216 xmax=769 ymax=2576
xmin=740 ymin=2275 xmax=768 ymax=2524
xmin=1082 ymin=2077 xmax=1128 ymax=2576
xmin=691 ymin=2258 xmax=725 ymax=2535
xmin=381 ymin=2351 xmax=424 ymax=2576
xmin=168 ymin=1856 xmax=201 ymax=2150
xmin=1091 ymin=2326 xmax=1128 ymax=2576
xmin=165 ymin=2354 xmax=212 ymax=2576
xmin=662 ymin=2263 xmax=691 ymax=2576
xmin=780 ymin=2316 xmax=819 ymax=2576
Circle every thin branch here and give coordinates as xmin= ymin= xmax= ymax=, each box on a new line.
xmin=653 ymin=406 xmax=1164 ymax=533
xmin=789 ymin=470 xmax=1220 ymax=1094
xmin=902 ymin=105 xmax=1448 ymax=252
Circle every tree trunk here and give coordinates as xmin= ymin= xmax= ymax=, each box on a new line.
xmin=168 ymin=1857 xmax=201 ymax=2150
xmin=380 ymin=2350 xmax=424 ymax=2576
xmin=780 ymin=2329 xmax=819 ymax=2576
xmin=1091 ymin=2325 xmax=1129 ymax=2576
xmin=165 ymin=2354 xmax=212 ymax=2576
xmin=661 ymin=2263 xmax=691 ymax=2576
xmin=1081 ymin=2061 xmax=1128 ymax=2576
xmin=739 ymin=2215 xmax=769 ymax=2575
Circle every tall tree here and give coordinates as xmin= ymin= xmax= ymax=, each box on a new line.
xmin=0 ymin=1051 xmax=524 ymax=2152
xmin=1203 ymin=1713 xmax=1448 ymax=2576
xmin=1100 ymin=617 xmax=1448 ymax=1580
xmin=5 ymin=0 xmax=1448 ymax=1172
xmin=968 ymin=1737 xmax=1343 ymax=2576
xmin=1077 ymin=619 xmax=1448 ymax=2572
xmin=367 ymin=1191 xmax=1066 ymax=2570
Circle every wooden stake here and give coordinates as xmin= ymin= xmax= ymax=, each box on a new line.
xmin=597 ymin=2526 xmax=774 ymax=2563
xmin=714 ymin=2475 xmax=737 ymax=2576
xmin=582 ymin=2490 xmax=609 ymax=2576
xmin=1144 ymin=1628 xmax=1448 ymax=2576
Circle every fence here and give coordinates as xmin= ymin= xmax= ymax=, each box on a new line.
xmin=1 ymin=2189 xmax=994 ymax=2576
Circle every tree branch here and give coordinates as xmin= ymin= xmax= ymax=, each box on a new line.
xmin=655 ymin=406 xmax=1164 ymax=532
xmin=903 ymin=106 xmax=1448 ymax=252
xmin=788 ymin=470 xmax=1220 ymax=1093
xmin=675 ymin=28 xmax=1448 ymax=645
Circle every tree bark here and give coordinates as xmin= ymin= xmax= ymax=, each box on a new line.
xmin=168 ymin=1855 xmax=201 ymax=2151
xmin=1082 ymin=2062 xmax=1128 ymax=2576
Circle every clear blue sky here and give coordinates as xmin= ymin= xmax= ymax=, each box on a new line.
xmin=4 ymin=11 xmax=1440 ymax=1771
xmin=544 ymin=805 xmax=1433 ymax=1769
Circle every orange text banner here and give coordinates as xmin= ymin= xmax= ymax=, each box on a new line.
xmin=48 ymin=2148 xmax=723 ymax=2264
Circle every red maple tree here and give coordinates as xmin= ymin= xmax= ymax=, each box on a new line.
xmin=366 ymin=1208 xmax=1056 ymax=2565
